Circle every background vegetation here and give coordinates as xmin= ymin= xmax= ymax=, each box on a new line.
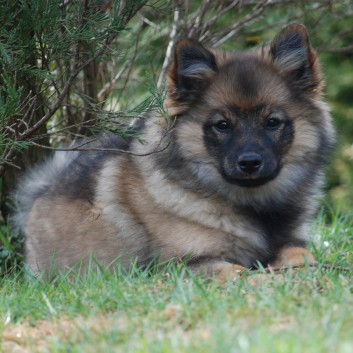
xmin=0 ymin=0 xmax=352 ymax=272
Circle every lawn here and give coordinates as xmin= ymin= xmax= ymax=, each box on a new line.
xmin=1 ymin=212 xmax=353 ymax=353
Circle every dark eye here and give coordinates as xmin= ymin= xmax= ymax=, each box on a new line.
xmin=215 ymin=120 xmax=231 ymax=132
xmin=266 ymin=117 xmax=282 ymax=129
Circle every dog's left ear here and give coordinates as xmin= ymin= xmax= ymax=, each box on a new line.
xmin=270 ymin=24 xmax=321 ymax=94
xmin=167 ymin=39 xmax=218 ymax=115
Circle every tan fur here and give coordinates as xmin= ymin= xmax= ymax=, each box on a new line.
xmin=26 ymin=197 xmax=121 ymax=273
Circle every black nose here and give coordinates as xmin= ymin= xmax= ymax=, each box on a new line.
xmin=238 ymin=152 xmax=262 ymax=174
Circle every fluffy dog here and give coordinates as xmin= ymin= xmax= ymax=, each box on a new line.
xmin=14 ymin=24 xmax=335 ymax=277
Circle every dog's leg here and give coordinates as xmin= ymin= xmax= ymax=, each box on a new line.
xmin=270 ymin=247 xmax=316 ymax=268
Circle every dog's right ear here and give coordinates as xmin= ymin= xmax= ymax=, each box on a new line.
xmin=269 ymin=24 xmax=321 ymax=95
xmin=167 ymin=39 xmax=217 ymax=114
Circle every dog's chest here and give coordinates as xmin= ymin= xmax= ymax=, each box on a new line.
xmin=144 ymin=169 xmax=268 ymax=252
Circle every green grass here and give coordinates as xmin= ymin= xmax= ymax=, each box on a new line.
xmin=1 ymin=212 xmax=353 ymax=353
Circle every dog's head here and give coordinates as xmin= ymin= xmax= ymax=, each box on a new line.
xmin=166 ymin=24 xmax=334 ymax=197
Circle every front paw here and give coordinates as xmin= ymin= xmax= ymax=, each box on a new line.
xmin=270 ymin=247 xmax=316 ymax=268
xmin=191 ymin=261 xmax=247 ymax=282
xmin=213 ymin=262 xmax=248 ymax=282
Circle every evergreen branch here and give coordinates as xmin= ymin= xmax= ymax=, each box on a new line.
xmin=20 ymin=1 xmax=147 ymax=140
xmin=0 ymin=0 xmax=148 ymax=178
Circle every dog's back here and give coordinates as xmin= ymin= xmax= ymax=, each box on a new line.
xmin=14 ymin=134 xmax=137 ymax=274
xmin=14 ymin=149 xmax=79 ymax=233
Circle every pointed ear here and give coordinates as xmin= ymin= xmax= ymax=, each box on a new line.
xmin=167 ymin=38 xmax=217 ymax=112
xmin=270 ymin=24 xmax=322 ymax=94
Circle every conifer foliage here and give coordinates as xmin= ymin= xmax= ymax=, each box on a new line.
xmin=0 ymin=0 xmax=147 ymax=215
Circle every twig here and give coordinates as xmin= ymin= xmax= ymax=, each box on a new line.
xmin=30 ymin=126 xmax=173 ymax=157
xmin=139 ymin=15 xmax=161 ymax=30
xmin=257 ymin=263 xmax=353 ymax=274
xmin=31 ymin=140 xmax=172 ymax=157
xmin=114 ymin=21 xmax=144 ymax=107
xmin=202 ymin=0 xmax=240 ymax=33
xmin=210 ymin=1 xmax=269 ymax=48
xmin=59 ymin=0 xmax=74 ymax=9
xmin=188 ymin=0 xmax=212 ymax=38
xmin=318 ymin=44 xmax=353 ymax=54
xmin=98 ymin=59 xmax=132 ymax=102
xmin=157 ymin=5 xmax=180 ymax=89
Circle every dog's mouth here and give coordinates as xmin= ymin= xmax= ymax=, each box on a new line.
xmin=232 ymin=177 xmax=275 ymax=188
xmin=221 ymin=164 xmax=280 ymax=188
xmin=221 ymin=173 xmax=276 ymax=187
